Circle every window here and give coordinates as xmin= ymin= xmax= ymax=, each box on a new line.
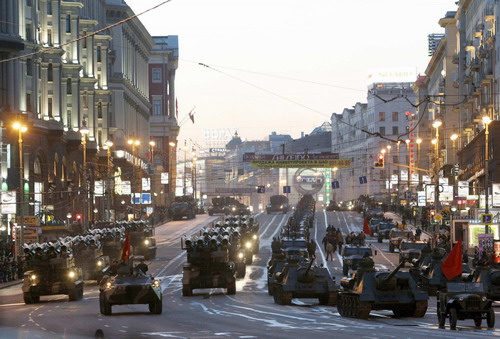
xmin=47 ymin=2 xmax=52 ymax=15
xmin=392 ymin=112 xmax=398 ymax=121
xmin=47 ymin=29 xmax=52 ymax=45
xmin=392 ymin=126 xmax=398 ymax=135
xmin=96 ymin=46 xmax=101 ymax=62
xmin=67 ymin=78 xmax=72 ymax=94
xmin=82 ymin=32 xmax=87 ymax=48
xmin=97 ymin=102 xmax=103 ymax=119
xmin=38 ymin=63 xmax=41 ymax=78
xmin=67 ymin=111 xmax=72 ymax=128
xmin=26 ymin=24 xmax=32 ymax=41
xmin=152 ymin=68 xmax=161 ymax=82
xmin=26 ymin=58 xmax=33 ymax=76
xmin=48 ymin=98 xmax=53 ymax=117
xmin=66 ymin=15 xmax=71 ymax=33
xmin=26 ymin=93 xmax=32 ymax=112
xmin=393 ymin=155 xmax=398 ymax=163
xmin=379 ymin=126 xmax=385 ymax=135
xmin=26 ymin=0 xmax=32 ymax=6
xmin=153 ymin=99 xmax=162 ymax=115
xmin=379 ymin=112 xmax=385 ymax=121
xmin=48 ymin=63 xmax=53 ymax=81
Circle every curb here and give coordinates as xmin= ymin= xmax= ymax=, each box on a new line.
xmin=0 ymin=280 xmax=22 ymax=290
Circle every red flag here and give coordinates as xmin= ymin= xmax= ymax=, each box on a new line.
xmin=175 ymin=99 xmax=178 ymax=119
xmin=189 ymin=112 xmax=195 ymax=124
xmin=441 ymin=239 xmax=463 ymax=280
xmin=363 ymin=216 xmax=371 ymax=236
xmin=121 ymin=234 xmax=131 ymax=262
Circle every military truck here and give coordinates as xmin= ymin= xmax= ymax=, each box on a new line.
xmin=341 ymin=245 xmax=374 ymax=276
xmin=22 ymin=243 xmax=84 ymax=304
xmin=99 ymin=258 xmax=162 ymax=315
xmin=437 ymin=282 xmax=494 ymax=330
xmin=266 ymin=195 xmax=289 ymax=214
xmin=181 ymin=237 xmax=236 ymax=296
xmin=272 ymin=259 xmax=337 ymax=306
xmin=128 ymin=222 xmax=157 ymax=260
xmin=73 ymin=243 xmax=110 ymax=281
xmin=208 ymin=197 xmax=228 ymax=216
xmin=169 ymin=196 xmax=197 ymax=220
xmin=388 ymin=229 xmax=414 ymax=252
xmin=338 ymin=260 xmax=428 ymax=319
xmin=376 ymin=222 xmax=396 ymax=243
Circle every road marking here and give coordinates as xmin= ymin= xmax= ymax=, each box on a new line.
xmin=370 ymin=244 xmax=396 ymax=268
xmin=314 ymin=218 xmax=331 ymax=275
xmin=259 ymin=215 xmax=278 ymax=238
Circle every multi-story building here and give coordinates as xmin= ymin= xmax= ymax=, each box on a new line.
xmin=331 ymin=79 xmax=415 ymax=204
xmin=148 ymin=35 xmax=179 ymax=208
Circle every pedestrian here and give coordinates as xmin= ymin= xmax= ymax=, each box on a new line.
xmin=415 ymin=227 xmax=422 ymax=241
xmin=322 ymin=235 xmax=329 ymax=252
xmin=326 ymin=242 xmax=334 ymax=261
xmin=307 ymin=240 xmax=317 ymax=260
xmin=336 ymin=231 xmax=344 ymax=254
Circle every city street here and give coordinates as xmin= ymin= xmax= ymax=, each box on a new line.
xmin=0 ymin=212 xmax=498 ymax=338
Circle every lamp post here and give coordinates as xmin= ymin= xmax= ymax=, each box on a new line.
xmin=80 ymin=125 xmax=89 ymax=232
xmin=13 ymin=122 xmax=27 ymax=260
xmin=104 ymin=140 xmax=113 ymax=221
xmin=405 ymin=139 xmax=411 ymax=192
xmin=128 ymin=138 xmax=140 ymax=219
xmin=432 ymin=119 xmax=442 ymax=226
xmin=482 ymin=115 xmax=492 ymax=233
xmin=149 ymin=140 xmax=155 ymax=207
xmin=168 ymin=141 xmax=176 ymax=206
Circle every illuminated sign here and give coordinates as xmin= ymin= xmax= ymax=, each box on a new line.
xmin=250 ymin=159 xmax=350 ymax=169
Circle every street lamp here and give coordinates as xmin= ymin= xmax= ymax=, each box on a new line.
xmin=80 ymin=125 xmax=89 ymax=232
xmin=104 ymin=140 xmax=113 ymax=221
xmin=149 ymin=140 xmax=156 ymax=207
xmin=127 ymin=138 xmax=140 ymax=219
xmin=432 ymin=119 xmax=442 ymax=227
xmin=483 ymin=115 xmax=492 ymax=232
xmin=13 ymin=122 xmax=27 ymax=259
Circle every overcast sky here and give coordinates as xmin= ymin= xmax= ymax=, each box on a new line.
xmin=127 ymin=0 xmax=458 ymax=148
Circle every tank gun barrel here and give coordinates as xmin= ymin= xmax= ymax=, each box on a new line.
xmin=383 ymin=260 xmax=405 ymax=283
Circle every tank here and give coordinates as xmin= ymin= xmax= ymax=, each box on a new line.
xmin=169 ymin=196 xmax=197 ymax=220
xmin=22 ymin=246 xmax=84 ymax=304
xmin=272 ymin=259 xmax=337 ymax=306
xmin=181 ymin=237 xmax=236 ymax=296
xmin=473 ymin=264 xmax=500 ymax=300
xmin=337 ymin=260 xmax=428 ymax=319
xmin=266 ymin=195 xmax=290 ymax=214
xmin=341 ymin=245 xmax=373 ymax=276
xmin=99 ymin=259 xmax=162 ymax=315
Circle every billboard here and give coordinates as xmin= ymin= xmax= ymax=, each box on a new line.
xmin=1 ymin=191 xmax=17 ymax=214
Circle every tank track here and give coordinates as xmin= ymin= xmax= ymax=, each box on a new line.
xmin=337 ymin=293 xmax=371 ymax=319
xmin=273 ymin=286 xmax=293 ymax=305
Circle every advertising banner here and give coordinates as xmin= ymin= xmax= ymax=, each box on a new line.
xmin=121 ymin=181 xmax=131 ymax=195
xmin=458 ymin=181 xmax=469 ymax=198
xmin=161 ymin=172 xmax=169 ymax=184
xmin=493 ymin=183 xmax=500 ymax=207
xmin=1 ymin=191 xmax=17 ymax=214
xmin=495 ymin=240 xmax=500 ymax=263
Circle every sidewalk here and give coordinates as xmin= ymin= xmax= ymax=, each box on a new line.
xmin=0 ymin=279 xmax=22 ymax=290
xmin=384 ymin=212 xmax=431 ymax=242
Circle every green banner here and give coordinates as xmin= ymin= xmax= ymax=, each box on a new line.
xmin=251 ymin=159 xmax=351 ymax=169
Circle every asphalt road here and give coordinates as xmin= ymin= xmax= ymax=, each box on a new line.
xmin=1 ymin=211 xmax=499 ymax=339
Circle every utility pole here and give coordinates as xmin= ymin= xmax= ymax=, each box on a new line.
xmin=183 ymin=140 xmax=187 ymax=196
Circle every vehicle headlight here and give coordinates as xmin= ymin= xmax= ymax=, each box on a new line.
xmin=280 ymin=205 xmax=283 ymax=209
xmin=245 ymin=242 xmax=252 ymax=249
xmin=68 ymin=271 xmax=76 ymax=278
xmin=482 ymin=296 xmax=488 ymax=302
xmin=232 ymin=207 xmax=236 ymax=211
xmin=106 ymin=282 xmax=112 ymax=289
xmin=238 ymin=252 xmax=244 ymax=259
xmin=152 ymin=280 xmax=160 ymax=288
xmin=459 ymin=296 xmax=464 ymax=301
xmin=252 ymin=234 xmax=257 ymax=240
xmin=144 ymin=239 xmax=150 ymax=245
xmin=30 ymin=274 xmax=37 ymax=280
xmin=97 ymin=260 xmax=103 ymax=267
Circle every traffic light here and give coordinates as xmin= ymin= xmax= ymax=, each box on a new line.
xmin=76 ymin=214 xmax=82 ymax=221
xmin=374 ymin=154 xmax=384 ymax=168
xmin=257 ymin=185 xmax=265 ymax=193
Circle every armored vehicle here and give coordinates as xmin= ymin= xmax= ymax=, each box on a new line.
xmin=22 ymin=248 xmax=84 ymax=304
xmin=128 ymin=224 xmax=157 ymax=260
xmin=472 ymin=264 xmax=500 ymax=300
xmin=341 ymin=245 xmax=374 ymax=276
xmin=272 ymin=259 xmax=337 ymax=306
xmin=101 ymin=230 xmax=124 ymax=261
xmin=169 ymin=196 xmax=197 ymax=220
xmin=418 ymin=248 xmax=447 ymax=296
xmin=181 ymin=237 xmax=236 ymax=296
xmin=74 ymin=248 xmax=110 ymax=281
xmin=99 ymin=260 xmax=162 ymax=315
xmin=437 ymin=282 xmax=494 ymax=330
xmin=369 ymin=218 xmax=382 ymax=235
xmin=388 ymin=229 xmax=414 ymax=252
xmin=376 ymin=223 xmax=395 ymax=243
xmin=267 ymin=253 xmax=287 ymax=296
xmin=365 ymin=208 xmax=384 ymax=220
xmin=267 ymin=195 xmax=290 ymax=214
xmin=338 ymin=260 xmax=428 ymax=319
xmin=398 ymin=240 xmax=428 ymax=266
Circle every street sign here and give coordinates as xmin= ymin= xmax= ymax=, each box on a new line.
xmin=482 ymin=213 xmax=493 ymax=225
xmin=404 ymin=191 xmax=412 ymax=199
xmin=331 ymin=181 xmax=340 ymax=189
xmin=359 ymin=176 xmax=367 ymax=184
xmin=257 ymin=186 xmax=265 ymax=193
xmin=283 ymin=186 xmax=291 ymax=194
